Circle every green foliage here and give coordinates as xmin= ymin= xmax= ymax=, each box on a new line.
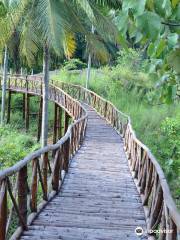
xmin=116 ymin=48 xmax=146 ymax=71
xmin=0 ymin=125 xmax=39 ymax=170
xmin=113 ymin=0 xmax=180 ymax=103
xmin=63 ymin=58 xmax=87 ymax=71
xmin=136 ymin=11 xmax=162 ymax=40
xmin=52 ymin=60 xmax=180 ymax=203
xmin=0 ymin=2 xmax=7 ymax=17
xmin=153 ymin=116 xmax=180 ymax=198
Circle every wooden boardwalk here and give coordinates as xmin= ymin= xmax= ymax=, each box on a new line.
xmin=20 ymin=105 xmax=147 ymax=240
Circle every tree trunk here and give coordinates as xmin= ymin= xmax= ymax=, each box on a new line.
xmin=86 ymin=25 xmax=95 ymax=89
xmin=41 ymin=44 xmax=50 ymax=147
xmin=1 ymin=45 xmax=8 ymax=125
xmin=86 ymin=53 xmax=91 ymax=89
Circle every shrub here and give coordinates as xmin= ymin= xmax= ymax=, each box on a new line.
xmin=0 ymin=125 xmax=39 ymax=170
xmin=156 ymin=116 xmax=180 ymax=198
xmin=63 ymin=58 xmax=87 ymax=71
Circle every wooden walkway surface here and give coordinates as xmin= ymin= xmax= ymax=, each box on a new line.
xmin=20 ymin=105 xmax=147 ymax=240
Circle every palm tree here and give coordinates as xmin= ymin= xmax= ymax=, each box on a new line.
xmin=0 ymin=0 xmax=27 ymax=124
xmin=0 ymin=1 xmax=10 ymax=125
xmin=86 ymin=25 xmax=95 ymax=89
xmin=21 ymin=0 xmax=120 ymax=147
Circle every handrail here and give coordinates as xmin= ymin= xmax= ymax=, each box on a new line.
xmin=0 ymin=76 xmax=180 ymax=239
xmin=52 ymin=80 xmax=180 ymax=239
xmin=0 ymin=76 xmax=88 ymax=239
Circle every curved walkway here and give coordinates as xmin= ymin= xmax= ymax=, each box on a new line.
xmin=20 ymin=105 xmax=147 ymax=240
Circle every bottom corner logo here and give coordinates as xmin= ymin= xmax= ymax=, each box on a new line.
xmin=135 ymin=226 xmax=144 ymax=236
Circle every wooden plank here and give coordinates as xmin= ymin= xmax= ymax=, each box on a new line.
xmin=20 ymin=105 xmax=148 ymax=240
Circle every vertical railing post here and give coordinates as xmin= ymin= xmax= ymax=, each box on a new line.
xmin=52 ymin=149 xmax=61 ymax=191
xmin=63 ymin=138 xmax=70 ymax=172
xmin=64 ymin=111 xmax=70 ymax=135
xmin=104 ymin=101 xmax=108 ymax=119
xmin=25 ymin=93 xmax=30 ymax=132
xmin=18 ymin=166 xmax=28 ymax=226
xmin=30 ymin=159 xmax=37 ymax=212
xmin=37 ymin=97 xmax=43 ymax=142
xmin=42 ymin=152 xmax=48 ymax=198
xmin=22 ymin=93 xmax=25 ymax=120
xmin=0 ymin=180 xmax=7 ymax=240
xmin=7 ymin=90 xmax=11 ymax=124
xmin=53 ymin=103 xmax=58 ymax=144
xmin=58 ymin=106 xmax=63 ymax=139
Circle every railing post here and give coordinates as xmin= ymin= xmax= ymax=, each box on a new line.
xmin=37 ymin=97 xmax=43 ymax=142
xmin=58 ymin=106 xmax=63 ymax=139
xmin=63 ymin=138 xmax=70 ymax=172
xmin=149 ymin=185 xmax=163 ymax=229
xmin=18 ymin=166 xmax=28 ymax=227
xmin=22 ymin=93 xmax=25 ymax=120
xmin=64 ymin=111 xmax=70 ymax=135
xmin=30 ymin=159 xmax=37 ymax=212
xmin=7 ymin=90 xmax=11 ymax=124
xmin=25 ymin=93 xmax=30 ymax=132
xmin=52 ymin=149 xmax=61 ymax=191
xmin=42 ymin=152 xmax=48 ymax=198
xmin=0 ymin=180 xmax=7 ymax=240
xmin=104 ymin=101 xmax=108 ymax=118
xmin=53 ymin=103 xmax=58 ymax=144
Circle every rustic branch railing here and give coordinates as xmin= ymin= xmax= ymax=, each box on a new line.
xmin=52 ymin=80 xmax=180 ymax=240
xmin=0 ymin=76 xmax=180 ymax=239
xmin=0 ymin=76 xmax=87 ymax=240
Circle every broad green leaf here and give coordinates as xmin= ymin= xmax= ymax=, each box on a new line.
xmin=122 ymin=0 xmax=146 ymax=16
xmin=122 ymin=0 xmax=135 ymax=12
xmin=155 ymin=0 xmax=172 ymax=18
xmin=118 ymin=33 xmax=128 ymax=50
xmin=136 ymin=11 xmax=161 ymax=40
xmin=147 ymin=42 xmax=155 ymax=56
xmin=128 ymin=23 xmax=136 ymax=38
xmin=176 ymin=4 xmax=180 ymax=20
xmin=133 ymin=0 xmax=147 ymax=17
xmin=168 ymin=48 xmax=180 ymax=73
xmin=135 ymin=32 xmax=143 ymax=43
xmin=114 ymin=11 xmax=128 ymax=35
xmin=167 ymin=33 xmax=178 ymax=48
xmin=166 ymin=85 xmax=176 ymax=104
xmin=156 ymin=39 xmax=166 ymax=57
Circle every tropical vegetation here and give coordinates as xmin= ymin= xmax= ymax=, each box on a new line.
xmin=0 ymin=0 xmax=179 ymax=208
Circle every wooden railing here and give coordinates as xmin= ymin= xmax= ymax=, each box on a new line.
xmin=0 ymin=76 xmax=88 ymax=239
xmin=52 ymin=80 xmax=180 ymax=240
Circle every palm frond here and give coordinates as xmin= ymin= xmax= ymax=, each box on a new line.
xmin=86 ymin=33 xmax=110 ymax=63
xmin=20 ymin=19 xmax=41 ymax=64
xmin=63 ymin=32 xmax=76 ymax=59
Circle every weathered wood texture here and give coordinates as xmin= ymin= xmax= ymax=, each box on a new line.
xmin=0 ymin=76 xmax=179 ymax=240
xmin=53 ymin=81 xmax=180 ymax=240
xmin=20 ymin=105 xmax=147 ymax=240
xmin=0 ymin=76 xmax=87 ymax=240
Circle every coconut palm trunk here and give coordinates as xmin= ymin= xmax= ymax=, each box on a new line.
xmin=1 ymin=45 xmax=8 ymax=125
xmin=86 ymin=25 xmax=95 ymax=89
xmin=41 ymin=44 xmax=50 ymax=147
